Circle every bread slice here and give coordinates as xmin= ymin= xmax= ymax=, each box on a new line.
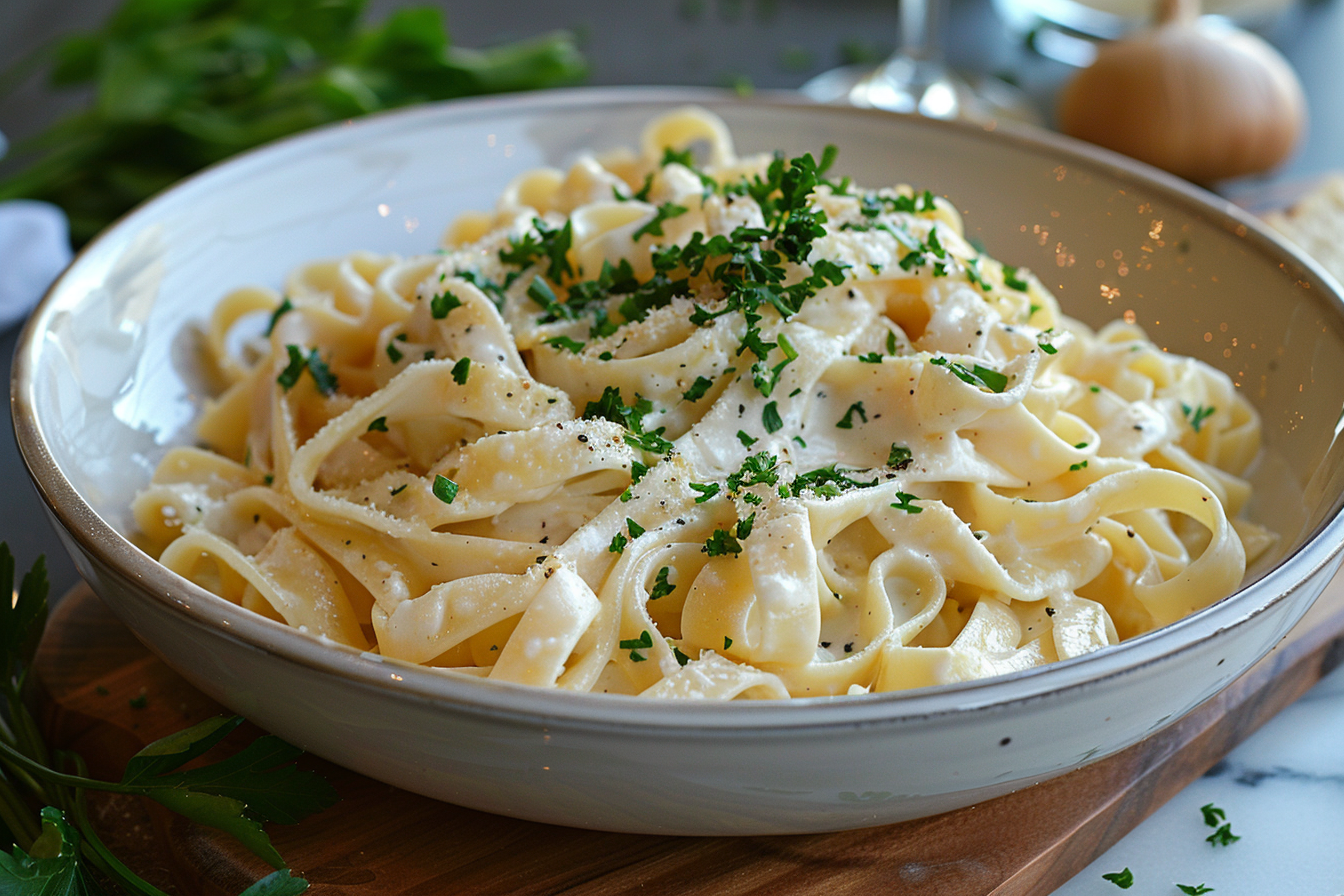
xmin=1265 ymin=175 xmax=1344 ymax=286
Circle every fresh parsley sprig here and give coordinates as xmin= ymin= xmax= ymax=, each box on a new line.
xmin=0 ymin=1 xmax=586 ymax=245
xmin=0 ymin=543 xmax=337 ymax=895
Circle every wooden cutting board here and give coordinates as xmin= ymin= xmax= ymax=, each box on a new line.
xmin=34 ymin=577 xmax=1344 ymax=896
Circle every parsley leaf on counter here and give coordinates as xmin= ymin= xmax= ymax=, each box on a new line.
xmin=1102 ymin=867 xmax=1135 ymax=888
xmin=0 ymin=543 xmax=336 ymax=895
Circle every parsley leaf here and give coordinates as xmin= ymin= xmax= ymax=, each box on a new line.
xmin=690 ymin=482 xmax=721 ymax=503
xmin=682 ymin=376 xmax=715 ymax=402
xmin=264 ymin=298 xmax=293 ymax=336
xmin=929 ymin=356 xmax=1008 ymax=393
xmin=430 ymin=290 xmax=463 ymax=319
xmin=887 ymin=444 xmax=913 ymax=469
xmin=650 ymin=567 xmax=676 ymax=601
xmin=1177 ymin=885 xmax=1214 ymax=895
xmin=451 ymin=357 xmax=471 ymax=384
xmin=1182 ymin=403 xmax=1216 ymax=433
xmin=890 ymin=492 xmax=923 ymax=513
xmin=703 ymin=529 xmax=743 ymax=557
xmin=367 ymin=416 xmax=389 ymax=433
xmin=762 ymin=401 xmax=783 ymax=433
xmin=632 ymin=201 xmax=689 ymax=241
xmin=432 ymin=474 xmax=459 ymax=504
xmin=1101 ymin=868 xmax=1134 ymax=888
xmin=835 ymin=401 xmax=867 ymax=429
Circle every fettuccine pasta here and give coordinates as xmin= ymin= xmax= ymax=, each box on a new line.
xmin=134 ymin=107 xmax=1272 ymax=699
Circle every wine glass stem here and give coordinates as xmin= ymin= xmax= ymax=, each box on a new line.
xmin=900 ymin=0 xmax=946 ymax=64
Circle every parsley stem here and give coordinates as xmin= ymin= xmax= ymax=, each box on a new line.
xmin=0 ymin=737 xmax=138 ymax=795
xmin=0 ymin=773 xmax=40 ymax=848
xmin=66 ymin=752 xmax=170 ymax=896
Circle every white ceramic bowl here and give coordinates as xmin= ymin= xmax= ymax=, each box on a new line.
xmin=14 ymin=88 xmax=1344 ymax=836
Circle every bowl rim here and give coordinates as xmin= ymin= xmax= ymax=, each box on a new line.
xmin=13 ymin=85 xmax=1344 ymax=732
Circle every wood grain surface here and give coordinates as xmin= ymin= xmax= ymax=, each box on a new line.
xmin=34 ymin=578 xmax=1344 ymax=896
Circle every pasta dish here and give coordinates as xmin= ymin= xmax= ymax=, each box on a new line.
xmin=132 ymin=108 xmax=1272 ymax=699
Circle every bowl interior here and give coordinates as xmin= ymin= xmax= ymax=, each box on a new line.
xmin=17 ymin=88 xmax=1344 ymax=702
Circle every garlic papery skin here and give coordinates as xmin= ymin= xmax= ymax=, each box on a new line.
xmin=1055 ymin=0 xmax=1306 ymax=184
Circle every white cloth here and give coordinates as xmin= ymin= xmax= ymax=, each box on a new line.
xmin=0 ymin=199 xmax=73 ymax=331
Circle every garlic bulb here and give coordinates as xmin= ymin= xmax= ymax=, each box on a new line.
xmin=1056 ymin=0 xmax=1306 ymax=184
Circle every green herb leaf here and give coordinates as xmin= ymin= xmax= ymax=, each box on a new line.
xmin=1199 ymin=803 xmax=1226 ymax=827
xmin=1003 ymin=265 xmax=1030 ymax=292
xmin=1101 ymin=867 xmax=1134 ymax=888
xmin=1177 ymin=885 xmax=1214 ymax=895
xmin=762 ymin=401 xmax=783 ymax=433
xmin=367 ymin=416 xmax=389 ymax=433
xmin=736 ymin=430 xmax=758 ymax=448
xmin=890 ymin=492 xmax=923 ymax=514
xmin=929 ymin=356 xmax=1008 ymax=393
xmin=690 ymin=482 xmax=721 ymax=503
xmin=386 ymin=341 xmax=404 ymax=363
xmin=703 ymin=529 xmax=743 ymax=557
xmin=682 ymin=376 xmax=715 ymax=402
xmin=887 ymin=444 xmax=913 ymax=470
xmin=430 ymin=291 xmax=463 ymax=319
xmin=277 ymin=345 xmax=308 ymax=390
xmin=0 ymin=808 xmax=98 ymax=895
xmin=723 ymin=636 xmax=734 ymax=650
xmin=1182 ymin=403 xmax=1216 ymax=433
xmin=264 ymin=299 xmax=293 ymax=336
xmin=432 ymin=474 xmax=459 ymax=504
xmin=650 ymin=567 xmax=676 ymax=601
xmin=835 ymin=401 xmax=867 ymax=429
xmin=632 ymin=201 xmax=689 ymax=241
xmin=451 ymin=357 xmax=471 ymax=384
xmin=546 ymin=335 xmax=586 ymax=354
xmin=1205 ymin=822 xmax=1240 ymax=847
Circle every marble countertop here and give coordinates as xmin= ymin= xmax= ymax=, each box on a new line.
xmin=3 ymin=0 xmax=1344 ymax=890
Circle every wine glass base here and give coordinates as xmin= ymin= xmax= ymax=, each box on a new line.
xmin=801 ymin=62 xmax=1042 ymax=126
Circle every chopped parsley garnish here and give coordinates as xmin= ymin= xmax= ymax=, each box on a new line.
xmin=1069 ymin=460 xmax=1088 ymax=471
xmin=582 ymin=386 xmax=674 ymax=455
xmin=367 ymin=416 xmax=389 ymax=433
xmin=857 ymin=352 xmax=884 ymax=363
xmin=1101 ymin=868 xmax=1133 ymax=889
xmin=835 ymin=401 xmax=867 ymax=429
xmin=451 ymin=358 xmax=471 ymax=384
xmin=545 ymin=335 xmax=586 ymax=354
xmin=432 ymin=474 xmax=459 ymax=504
xmin=277 ymin=345 xmax=308 ymax=390
xmin=430 ymin=290 xmax=462 ymax=319
xmin=499 ymin=217 xmax=573 ymax=283
xmin=1200 ymin=803 xmax=1226 ymax=827
xmin=626 ymin=518 xmax=646 ymax=539
xmin=735 ymin=513 xmax=756 ymax=539
xmin=386 ymin=341 xmax=404 ymax=363
xmin=1205 ymin=823 xmax=1240 ymax=847
xmin=672 ymin=645 xmax=691 ymax=666
xmin=683 ymin=376 xmax=715 ymax=402
xmin=389 ymin=484 xmax=407 ymax=496
xmin=1182 ymin=403 xmax=1216 ymax=433
xmin=890 ymin=492 xmax=923 ymax=514
xmin=783 ymin=464 xmax=876 ymax=498
xmin=278 ymin=345 xmax=338 ymax=395
xmin=1036 ymin=329 xmax=1059 ymax=354
xmin=737 ymin=430 xmax=758 ymax=448
xmin=609 ymin=533 xmax=628 ymax=554
xmin=265 ymin=298 xmax=293 ymax=336
xmin=726 ymin=453 xmax=781 ymax=493
xmin=455 ymin=269 xmax=508 ymax=308
xmin=690 ymin=482 xmax=721 ymax=503
xmin=618 ymin=629 xmax=653 ymax=662
xmin=703 ymin=529 xmax=743 ymax=557
xmin=723 ymin=636 xmax=734 ymax=650
xmin=632 ymin=201 xmax=689 ymax=241
xmin=650 ymin=567 xmax=676 ymax=601
xmin=1177 ymin=886 xmax=1214 ymax=895
xmin=887 ymin=444 xmax=913 ymax=469
xmin=762 ymin=401 xmax=783 ymax=433
xmin=1002 ymin=265 xmax=1030 ymax=292
xmin=929 ymin=356 xmax=1008 ymax=393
